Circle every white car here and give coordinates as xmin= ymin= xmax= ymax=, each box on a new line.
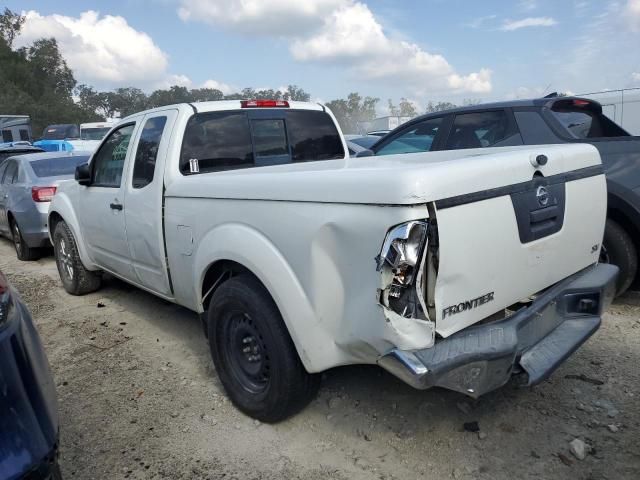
xmin=48 ymin=99 xmax=617 ymax=422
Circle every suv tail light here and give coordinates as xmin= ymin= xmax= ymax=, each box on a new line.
xmin=32 ymin=186 xmax=57 ymax=202
xmin=241 ymin=99 xmax=290 ymax=108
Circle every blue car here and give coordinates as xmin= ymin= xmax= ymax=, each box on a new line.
xmin=0 ymin=269 xmax=60 ymax=479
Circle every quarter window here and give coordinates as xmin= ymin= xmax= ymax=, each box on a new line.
xmin=286 ymin=110 xmax=344 ymax=162
xmin=2 ymin=161 xmax=18 ymax=184
xmin=2 ymin=130 xmax=12 ymax=143
xmin=181 ymin=112 xmax=253 ymax=173
xmin=92 ymin=124 xmax=135 ymax=187
xmin=446 ymin=111 xmax=510 ymax=150
xmin=132 ymin=116 xmax=167 ymax=189
xmin=376 ymin=117 xmax=443 ymax=156
xmin=19 ymin=129 xmax=30 ymax=141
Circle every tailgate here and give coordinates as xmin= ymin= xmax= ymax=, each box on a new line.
xmin=431 ymin=145 xmax=606 ymax=337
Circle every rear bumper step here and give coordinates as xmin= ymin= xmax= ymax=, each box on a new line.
xmin=378 ymin=263 xmax=618 ymax=397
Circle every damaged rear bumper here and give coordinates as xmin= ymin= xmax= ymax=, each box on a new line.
xmin=377 ymin=263 xmax=618 ymax=397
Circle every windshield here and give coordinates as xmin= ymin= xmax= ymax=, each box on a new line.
xmin=349 ymin=136 xmax=378 ymax=149
xmin=29 ymin=155 xmax=89 ymax=177
xmin=42 ymin=124 xmax=79 ymax=140
xmin=81 ymin=127 xmax=111 ymax=140
xmin=551 ymin=100 xmax=629 ymax=138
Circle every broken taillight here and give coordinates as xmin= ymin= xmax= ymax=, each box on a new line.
xmin=31 ymin=186 xmax=57 ymax=202
xmin=241 ymin=99 xmax=290 ymax=108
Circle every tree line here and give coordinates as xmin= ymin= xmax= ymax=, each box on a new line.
xmin=0 ymin=8 xmax=479 ymax=137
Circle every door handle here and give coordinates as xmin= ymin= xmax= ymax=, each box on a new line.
xmin=109 ymin=202 xmax=123 ymax=211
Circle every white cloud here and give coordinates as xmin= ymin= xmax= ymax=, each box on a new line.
xmin=16 ymin=10 xmax=169 ymax=87
xmin=202 ymin=79 xmax=236 ymax=95
xmin=178 ymin=0 xmax=491 ymax=95
xmin=155 ymin=74 xmax=193 ymax=90
xmin=465 ymin=14 xmax=497 ymax=29
xmin=290 ymin=3 xmax=492 ymax=94
xmin=632 ymin=72 xmax=640 ymax=82
xmin=178 ymin=0 xmax=347 ymax=36
xmin=501 ymin=17 xmax=558 ymax=31
xmin=627 ymin=0 xmax=640 ymax=30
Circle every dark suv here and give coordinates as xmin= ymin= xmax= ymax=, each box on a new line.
xmin=371 ymin=97 xmax=640 ymax=295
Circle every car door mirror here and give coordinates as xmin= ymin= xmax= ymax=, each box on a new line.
xmin=354 ymin=149 xmax=374 ymax=158
xmin=75 ymin=163 xmax=91 ymax=186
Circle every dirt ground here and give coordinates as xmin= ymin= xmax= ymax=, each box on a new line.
xmin=1 ymin=239 xmax=639 ymax=480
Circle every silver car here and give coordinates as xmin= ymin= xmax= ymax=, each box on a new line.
xmin=0 ymin=151 xmax=90 ymax=260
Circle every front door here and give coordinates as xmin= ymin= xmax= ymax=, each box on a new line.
xmin=78 ymin=122 xmax=138 ymax=279
xmin=123 ymin=110 xmax=177 ymax=296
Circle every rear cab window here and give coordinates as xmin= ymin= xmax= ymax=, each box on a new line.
xmin=550 ymin=99 xmax=629 ymax=139
xmin=29 ymin=155 xmax=90 ymax=177
xmin=180 ymin=109 xmax=344 ymax=174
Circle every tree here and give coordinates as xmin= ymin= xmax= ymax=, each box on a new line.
xmin=387 ymin=99 xmax=400 ymax=116
xmin=0 ymin=8 xmax=24 ymax=48
xmin=26 ymin=38 xmax=76 ymax=97
xmin=326 ymin=93 xmax=379 ymax=134
xmin=282 ymin=85 xmax=310 ymax=102
xmin=425 ymin=100 xmax=458 ymax=113
xmin=398 ymin=98 xmax=417 ymax=117
xmin=191 ymin=87 xmax=224 ymax=103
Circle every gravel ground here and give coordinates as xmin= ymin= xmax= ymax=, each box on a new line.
xmin=1 ymin=238 xmax=639 ymax=479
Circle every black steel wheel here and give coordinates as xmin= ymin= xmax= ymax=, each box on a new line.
xmin=208 ymin=274 xmax=319 ymax=422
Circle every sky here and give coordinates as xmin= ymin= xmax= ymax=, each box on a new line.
xmin=6 ymin=0 xmax=640 ymax=113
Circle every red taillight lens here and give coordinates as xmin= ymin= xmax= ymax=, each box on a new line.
xmin=573 ymin=99 xmax=591 ymax=107
xmin=32 ymin=186 xmax=57 ymax=202
xmin=241 ymin=99 xmax=290 ymax=108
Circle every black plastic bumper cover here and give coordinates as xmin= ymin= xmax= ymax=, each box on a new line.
xmin=378 ymin=263 xmax=618 ymax=397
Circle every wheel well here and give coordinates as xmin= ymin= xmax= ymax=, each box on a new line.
xmin=201 ymin=260 xmax=253 ymax=310
xmin=48 ymin=212 xmax=63 ymax=237
xmin=608 ymin=204 xmax=640 ymax=281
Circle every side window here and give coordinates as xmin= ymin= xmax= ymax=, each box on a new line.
xmin=376 ymin=117 xmax=443 ymax=156
xmin=92 ymin=124 xmax=135 ymax=187
xmin=0 ymin=163 xmax=7 ymax=182
xmin=19 ymin=129 xmax=30 ymax=141
xmin=285 ymin=110 xmax=344 ymax=162
xmin=132 ymin=116 xmax=167 ymax=189
xmin=2 ymin=161 xmax=17 ymax=184
xmin=2 ymin=130 xmax=12 ymax=143
xmin=446 ymin=111 xmax=510 ymax=150
xmin=180 ymin=112 xmax=253 ymax=173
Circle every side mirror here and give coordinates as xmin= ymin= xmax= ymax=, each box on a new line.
xmin=354 ymin=149 xmax=375 ymax=158
xmin=75 ymin=163 xmax=91 ymax=186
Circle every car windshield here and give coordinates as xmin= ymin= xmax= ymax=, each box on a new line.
xmin=81 ymin=127 xmax=111 ymax=140
xmin=42 ymin=125 xmax=78 ymax=140
xmin=349 ymin=136 xmax=378 ymax=149
xmin=29 ymin=155 xmax=90 ymax=177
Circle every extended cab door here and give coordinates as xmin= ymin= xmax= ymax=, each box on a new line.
xmin=0 ymin=160 xmax=18 ymax=234
xmin=78 ymin=122 xmax=138 ymax=279
xmin=123 ymin=109 xmax=177 ymax=296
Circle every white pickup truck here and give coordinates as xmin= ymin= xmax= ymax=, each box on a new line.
xmin=48 ymin=100 xmax=618 ymax=422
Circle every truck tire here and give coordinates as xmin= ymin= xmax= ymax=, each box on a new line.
xmin=602 ymin=219 xmax=637 ymax=296
xmin=11 ymin=219 xmax=40 ymax=261
xmin=53 ymin=221 xmax=102 ymax=295
xmin=207 ymin=274 xmax=320 ymax=422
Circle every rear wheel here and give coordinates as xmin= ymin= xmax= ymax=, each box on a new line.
xmin=207 ymin=275 xmax=320 ymax=422
xmin=53 ymin=221 xmax=101 ymax=295
xmin=11 ymin=219 xmax=40 ymax=261
xmin=601 ymin=219 xmax=637 ymax=296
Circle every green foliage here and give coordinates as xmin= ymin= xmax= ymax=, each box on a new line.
xmin=0 ymin=9 xmax=102 ymax=137
xmin=325 ymin=93 xmax=379 ymax=134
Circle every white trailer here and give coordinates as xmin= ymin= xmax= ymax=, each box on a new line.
xmin=579 ymin=88 xmax=640 ymax=135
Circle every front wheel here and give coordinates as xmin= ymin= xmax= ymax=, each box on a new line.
xmin=207 ymin=275 xmax=320 ymax=422
xmin=53 ymin=221 xmax=102 ymax=295
xmin=601 ymin=219 xmax=638 ymax=296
